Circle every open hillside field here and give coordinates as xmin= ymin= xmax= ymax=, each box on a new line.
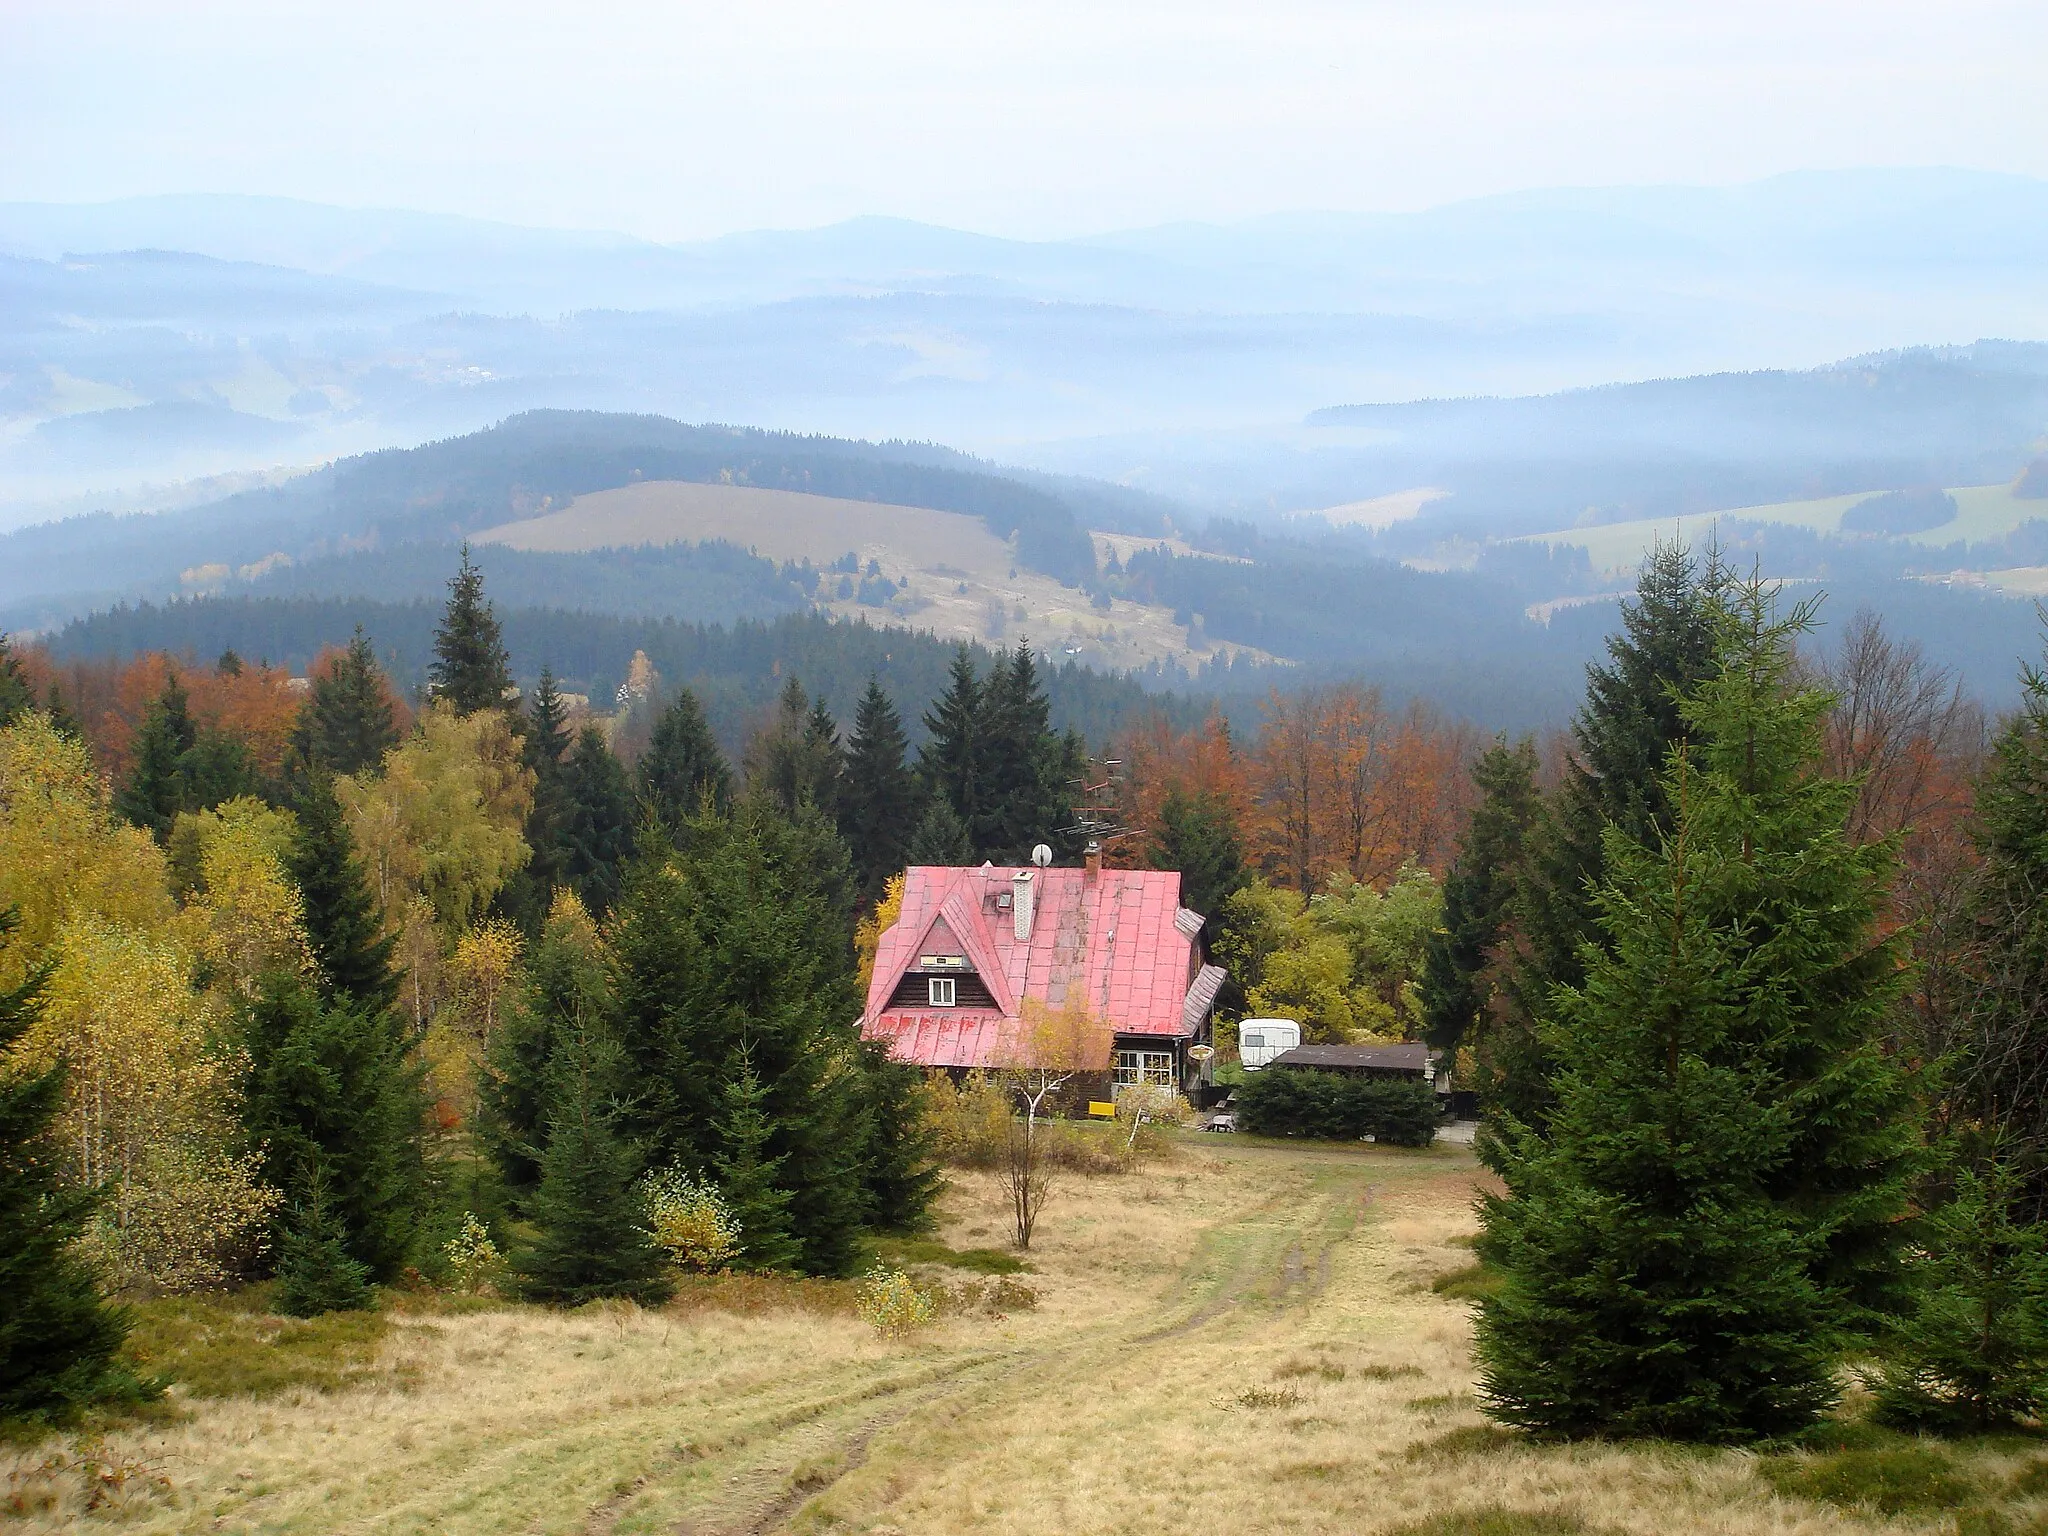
xmin=474 ymin=480 xmax=1274 ymax=673
xmin=13 ymin=1137 xmax=2047 ymax=1536
xmin=1516 ymin=481 xmax=2045 ymax=578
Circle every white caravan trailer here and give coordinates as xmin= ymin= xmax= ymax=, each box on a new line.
xmin=1236 ymin=1019 xmax=1302 ymax=1071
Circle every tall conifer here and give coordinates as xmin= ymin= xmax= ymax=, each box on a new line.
xmin=919 ymin=646 xmax=985 ymax=849
xmin=609 ymin=801 xmax=869 ymax=1275
xmin=1678 ymin=580 xmax=1915 ymax=1321
xmin=839 ymin=677 xmax=919 ymax=900
xmin=713 ymin=1056 xmax=801 ymax=1271
xmin=0 ymin=910 xmax=137 ymax=1421
xmin=638 ymin=686 xmax=732 ymax=827
xmin=1479 ymin=579 xmax=1916 ymax=1440
xmin=1958 ymin=635 xmax=2048 ymax=1203
xmin=1420 ymin=735 xmax=1540 ymax=1053
xmin=1477 ymin=791 xmax=1837 ymax=1441
xmin=241 ymin=970 xmax=426 ymax=1282
xmin=559 ymin=726 xmax=635 ymax=915
xmin=288 ymin=772 xmax=400 ymax=1015
xmin=293 ymin=626 xmax=398 ymax=775
xmin=1491 ymin=543 xmax=1727 ymax=1127
xmin=431 ymin=545 xmax=514 ymax=715
xmin=978 ymin=644 xmax=1070 ymax=857
xmin=115 ymin=672 xmax=198 ymax=838
xmin=480 ymin=892 xmax=611 ymax=1204
xmin=513 ymin=1017 xmax=672 ymax=1306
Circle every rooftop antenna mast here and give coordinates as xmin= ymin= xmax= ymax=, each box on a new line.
xmin=1061 ymin=756 xmax=1137 ymax=849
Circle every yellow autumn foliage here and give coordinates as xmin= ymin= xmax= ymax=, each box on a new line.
xmin=338 ymin=700 xmax=534 ymax=935
xmin=855 ymin=872 xmax=906 ymax=995
xmin=180 ymin=799 xmax=313 ymax=999
xmin=0 ymin=712 xmax=173 ymax=984
xmin=25 ymin=916 xmax=278 ymax=1291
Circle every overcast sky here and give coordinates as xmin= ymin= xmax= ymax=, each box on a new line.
xmin=5 ymin=0 xmax=2045 ymax=241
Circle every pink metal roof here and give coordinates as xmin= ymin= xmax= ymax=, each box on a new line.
xmin=862 ymin=864 xmax=1219 ymax=1067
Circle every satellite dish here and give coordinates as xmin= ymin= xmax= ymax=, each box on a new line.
xmin=1031 ymin=844 xmax=1054 ymax=867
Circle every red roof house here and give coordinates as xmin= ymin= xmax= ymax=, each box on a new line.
xmin=860 ymin=859 xmax=1228 ymax=1093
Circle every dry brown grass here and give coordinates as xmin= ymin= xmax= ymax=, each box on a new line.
xmin=9 ymin=1138 xmax=2041 ymax=1535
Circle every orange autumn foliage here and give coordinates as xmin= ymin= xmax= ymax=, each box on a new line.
xmin=1247 ymin=683 xmax=1480 ymax=891
xmin=1107 ymin=709 xmax=1248 ymax=868
xmin=12 ymin=646 xmax=317 ymax=781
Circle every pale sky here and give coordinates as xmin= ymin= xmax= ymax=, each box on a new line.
xmin=4 ymin=0 xmax=2045 ymax=241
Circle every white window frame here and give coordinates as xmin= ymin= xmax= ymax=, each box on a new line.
xmin=1113 ymin=1049 xmax=1176 ymax=1089
xmin=927 ymin=976 xmax=957 ymax=1008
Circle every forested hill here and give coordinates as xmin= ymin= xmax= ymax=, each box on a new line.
xmin=0 ymin=411 xmax=1118 ymax=622
xmin=50 ymin=599 xmax=1209 ymax=755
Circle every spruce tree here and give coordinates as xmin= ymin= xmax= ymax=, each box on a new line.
xmin=241 ymin=969 xmax=426 ymax=1282
xmin=0 ymin=910 xmax=136 ymax=1422
xmin=1481 ymin=581 xmax=1918 ymax=1440
xmin=638 ymin=686 xmax=732 ymax=827
xmin=977 ymin=643 xmax=1071 ymax=858
xmin=839 ymin=677 xmax=920 ymax=901
xmin=857 ymin=1036 xmax=941 ymax=1233
xmin=905 ymin=798 xmax=973 ymax=866
xmin=480 ymin=894 xmax=612 ymax=1204
xmin=288 ymin=772 xmax=400 ymax=1016
xmin=713 ymin=1056 xmax=802 ymax=1271
xmin=1874 ymin=1149 xmax=2048 ymax=1430
xmin=1958 ymin=636 xmax=2048 ymax=1206
xmin=272 ymin=1174 xmax=375 ymax=1317
xmin=513 ymin=1017 xmax=671 ymax=1306
xmin=497 ymin=664 xmax=574 ymax=930
xmin=1679 ymin=580 xmax=1916 ymax=1321
xmin=431 ymin=545 xmax=514 ymax=715
xmin=559 ymin=726 xmax=635 ymax=915
xmin=919 ymin=646 xmax=985 ymax=849
xmin=293 ymin=625 xmax=398 ymax=775
xmin=1477 ymin=798 xmax=1837 ymax=1441
xmin=115 ymin=672 xmax=198 ymax=837
xmin=0 ymin=633 xmax=33 ymax=729
xmin=1147 ymin=787 xmax=1246 ymax=920
xmin=1420 ymin=735 xmax=1539 ymax=1053
xmin=1491 ymin=543 xmax=1728 ymax=1128
xmin=609 ymin=800 xmax=869 ymax=1275
xmin=746 ymin=677 xmax=840 ymax=815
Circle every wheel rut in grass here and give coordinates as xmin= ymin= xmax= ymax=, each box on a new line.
xmin=729 ymin=1163 xmax=1381 ymax=1534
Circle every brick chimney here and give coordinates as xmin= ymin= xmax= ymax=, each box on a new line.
xmin=1012 ymin=870 xmax=1036 ymax=941
xmin=1084 ymin=840 xmax=1102 ymax=882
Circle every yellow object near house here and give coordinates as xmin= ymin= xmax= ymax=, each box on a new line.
xmin=1087 ymin=1101 xmax=1117 ymax=1119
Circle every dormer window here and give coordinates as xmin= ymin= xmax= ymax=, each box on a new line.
xmin=928 ymin=977 xmax=957 ymax=1007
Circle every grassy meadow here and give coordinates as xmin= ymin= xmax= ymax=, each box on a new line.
xmin=8 ymin=1136 xmax=2048 ymax=1535
xmin=473 ymin=479 xmax=1262 ymax=672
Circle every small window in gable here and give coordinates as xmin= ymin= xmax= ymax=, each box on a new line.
xmin=928 ymin=976 xmax=957 ymax=1007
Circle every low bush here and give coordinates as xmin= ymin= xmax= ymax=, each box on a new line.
xmin=1234 ymin=1068 xmax=1438 ymax=1145
xmin=1433 ymin=1262 xmax=1505 ymax=1301
xmin=1758 ymin=1445 xmax=1980 ymax=1515
xmin=871 ymin=1236 xmax=1030 ymax=1274
xmin=118 ymin=1291 xmax=394 ymax=1399
xmin=855 ymin=1265 xmax=939 ymax=1337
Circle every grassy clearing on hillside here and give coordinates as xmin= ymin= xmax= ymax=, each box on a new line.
xmin=11 ymin=1136 xmax=2048 ymax=1534
xmin=1522 ymin=481 xmax=2042 ymax=577
xmin=473 ymin=478 xmax=1274 ymax=672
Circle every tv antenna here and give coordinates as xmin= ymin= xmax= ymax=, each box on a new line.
xmin=1061 ymin=756 xmax=1137 ymax=847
